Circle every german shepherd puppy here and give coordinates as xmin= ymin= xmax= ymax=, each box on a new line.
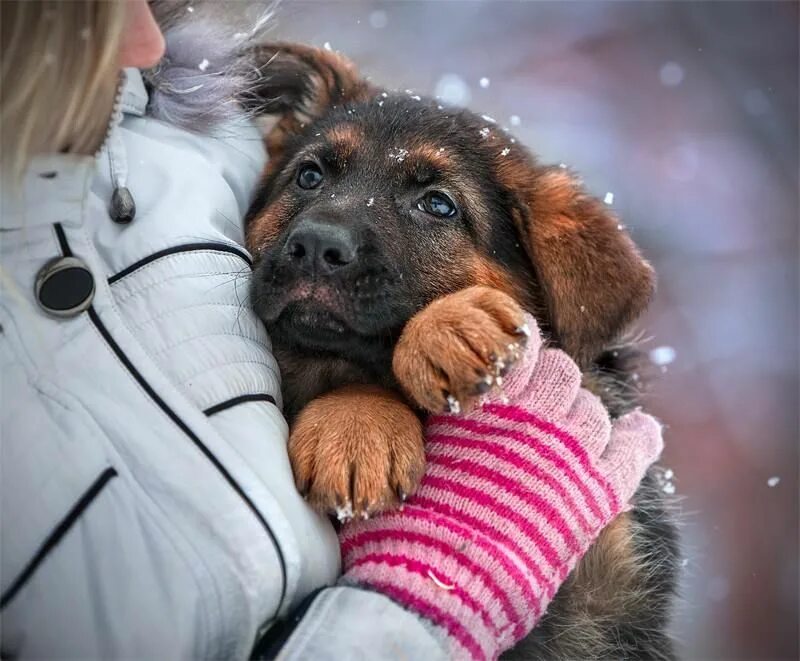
xmin=244 ymin=44 xmax=678 ymax=659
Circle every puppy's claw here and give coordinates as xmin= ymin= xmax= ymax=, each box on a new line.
xmin=475 ymin=378 xmax=493 ymax=395
xmin=514 ymin=323 xmax=532 ymax=339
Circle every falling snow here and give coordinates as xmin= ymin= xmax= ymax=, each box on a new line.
xmin=510 ymin=115 xmax=521 ymax=127
xmin=604 ymin=192 xmax=614 ymax=205
xmin=479 ymin=127 xmax=491 ymax=139
xmin=650 ymin=346 xmax=677 ymax=366
xmin=323 ymin=41 xmax=333 ymax=51
xmin=479 ymin=77 xmax=491 ymax=88
xmin=369 ymin=9 xmax=388 ymax=29
xmin=367 ymin=197 xmax=374 ymax=207
xmin=500 ymin=148 xmax=511 ymax=157
xmin=435 ymin=73 xmax=471 ymax=106
xmin=659 ymin=61 xmax=684 ymax=87
xmin=198 ymin=58 xmax=210 ymax=72
xmin=767 ymin=476 xmax=781 ymax=487
xmin=481 ymin=114 xmax=497 ymax=124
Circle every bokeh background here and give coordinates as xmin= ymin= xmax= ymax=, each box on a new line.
xmin=262 ymin=1 xmax=799 ymax=658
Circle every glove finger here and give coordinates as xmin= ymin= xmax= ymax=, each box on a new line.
xmin=598 ymin=410 xmax=664 ymax=505
xmin=518 ymin=347 xmax=582 ymax=420
xmin=564 ymin=389 xmax=612 ymax=458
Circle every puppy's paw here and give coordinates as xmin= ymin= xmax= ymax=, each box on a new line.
xmin=288 ymin=385 xmax=425 ymax=521
xmin=393 ymin=285 xmax=528 ymax=413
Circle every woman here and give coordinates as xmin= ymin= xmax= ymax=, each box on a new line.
xmin=0 ymin=2 xmax=663 ymax=659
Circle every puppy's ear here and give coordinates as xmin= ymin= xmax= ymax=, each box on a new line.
xmin=247 ymin=43 xmax=376 ymax=161
xmin=509 ymin=165 xmax=655 ymax=365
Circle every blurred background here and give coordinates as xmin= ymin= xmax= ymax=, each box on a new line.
xmin=263 ymin=1 xmax=799 ymax=658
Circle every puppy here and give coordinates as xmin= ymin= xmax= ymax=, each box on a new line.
xmin=245 ymin=44 xmax=679 ymax=660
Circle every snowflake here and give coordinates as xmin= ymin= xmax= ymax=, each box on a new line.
xmin=389 ymin=148 xmax=409 ymax=163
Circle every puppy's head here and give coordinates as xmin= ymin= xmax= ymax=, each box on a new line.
xmin=246 ymin=44 xmax=654 ymax=369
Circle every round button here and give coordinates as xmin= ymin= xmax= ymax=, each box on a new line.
xmin=35 ymin=256 xmax=95 ymax=318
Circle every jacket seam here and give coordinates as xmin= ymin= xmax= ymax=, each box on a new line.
xmin=108 ymin=243 xmax=252 ymax=285
xmin=110 ymin=269 xmax=248 ymax=306
xmin=125 ymin=301 xmax=251 ymax=334
xmin=151 ymin=331 xmax=271 ymax=360
xmin=0 ymin=468 xmax=118 ymax=609
xmin=204 ymin=394 xmax=277 ymax=416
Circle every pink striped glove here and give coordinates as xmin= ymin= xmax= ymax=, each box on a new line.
xmin=338 ymin=316 xmax=663 ymax=660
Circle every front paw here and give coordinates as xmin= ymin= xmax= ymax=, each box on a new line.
xmin=392 ymin=285 xmax=529 ymax=413
xmin=288 ymin=385 xmax=425 ymax=521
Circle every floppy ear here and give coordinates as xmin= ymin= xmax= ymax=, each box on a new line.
xmin=246 ymin=43 xmax=376 ymax=162
xmin=510 ymin=166 xmax=655 ymax=366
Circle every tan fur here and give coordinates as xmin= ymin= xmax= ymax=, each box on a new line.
xmin=246 ymin=194 xmax=289 ymax=254
xmin=288 ymin=384 xmax=425 ymax=514
xmin=471 ymin=256 xmax=519 ymax=298
xmin=326 ymin=123 xmax=363 ymax=162
xmin=393 ymin=286 xmax=526 ymax=413
xmin=501 ymin=165 xmax=656 ymax=366
xmin=406 ymin=143 xmax=452 ymax=171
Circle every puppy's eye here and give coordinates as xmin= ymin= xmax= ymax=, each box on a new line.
xmin=417 ymin=191 xmax=457 ymax=218
xmin=297 ymin=163 xmax=323 ymax=189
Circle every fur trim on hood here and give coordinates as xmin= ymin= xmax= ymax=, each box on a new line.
xmin=144 ymin=0 xmax=275 ymax=132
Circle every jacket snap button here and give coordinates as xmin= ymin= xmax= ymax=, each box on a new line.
xmin=35 ymin=256 xmax=95 ymax=318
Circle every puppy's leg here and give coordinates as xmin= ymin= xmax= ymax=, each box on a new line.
xmin=289 ymin=385 xmax=425 ymax=519
xmin=393 ymin=285 xmax=528 ymax=414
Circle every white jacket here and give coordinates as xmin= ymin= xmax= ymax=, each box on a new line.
xmin=0 ymin=67 xmax=346 ymax=658
xmin=0 ymin=67 xmax=446 ymax=661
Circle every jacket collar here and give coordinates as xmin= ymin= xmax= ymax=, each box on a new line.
xmin=121 ymin=67 xmax=148 ymax=117
xmin=0 ymin=69 xmax=148 ymax=231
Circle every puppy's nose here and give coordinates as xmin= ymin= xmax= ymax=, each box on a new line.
xmin=285 ymin=219 xmax=357 ymax=274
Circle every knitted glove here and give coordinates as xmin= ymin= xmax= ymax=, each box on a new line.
xmin=338 ymin=315 xmax=663 ymax=660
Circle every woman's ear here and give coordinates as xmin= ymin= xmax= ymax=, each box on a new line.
xmin=509 ymin=166 xmax=655 ymax=366
xmin=246 ymin=43 xmax=376 ymax=162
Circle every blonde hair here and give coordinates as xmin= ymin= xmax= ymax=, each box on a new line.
xmin=1 ymin=0 xmax=126 ymax=179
